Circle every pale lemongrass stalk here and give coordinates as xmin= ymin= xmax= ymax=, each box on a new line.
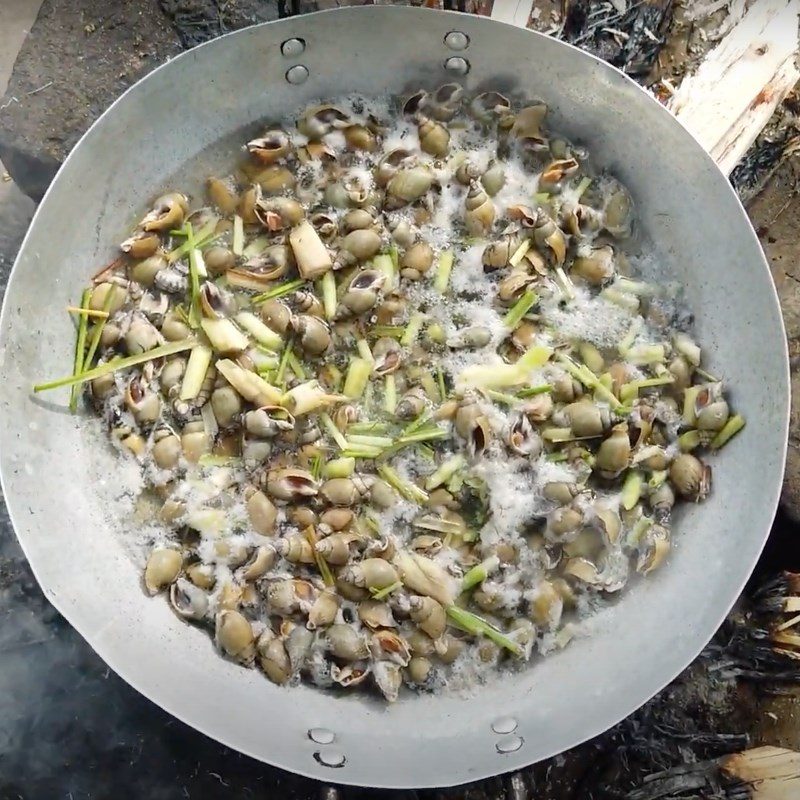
xmin=180 ymin=344 xmax=213 ymax=401
xmin=200 ymin=318 xmax=249 ymax=354
xmin=235 ymin=311 xmax=282 ymax=351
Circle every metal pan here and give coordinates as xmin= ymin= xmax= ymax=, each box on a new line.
xmin=0 ymin=5 xmax=788 ymax=788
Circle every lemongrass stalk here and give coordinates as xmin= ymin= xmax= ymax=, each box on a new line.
xmin=419 ymin=372 xmax=439 ymax=404
xmin=167 ymin=220 xmax=217 ymax=263
xmin=601 ymin=287 xmax=639 ymax=312
xmin=445 ymin=606 xmax=522 ymax=657
xmin=426 ymin=322 xmax=446 ymax=345
xmin=516 ymin=384 xmax=553 ymax=398
xmin=547 ymin=451 xmax=569 ymax=463
xmin=200 ymin=318 xmax=249 ymax=354
xmin=682 ymin=385 xmax=702 ymax=426
xmin=695 ymin=366 xmax=719 ymax=383
xmin=484 ymin=389 xmax=520 ymax=405
xmin=286 ymin=351 xmax=306 ymax=381
xmin=508 ymin=239 xmax=531 ymax=268
xmin=542 ymin=427 xmax=574 ymax=443
xmin=347 ymin=434 xmax=394 ymax=448
xmin=673 ymin=332 xmax=701 ymax=366
xmin=711 ymin=414 xmax=746 ymax=450
xmin=615 ymin=278 xmax=657 ymax=296
xmin=371 ymin=325 xmax=404 ymax=339
xmin=216 ymin=358 xmax=283 ymax=406
xmin=574 ymin=176 xmax=592 ymax=201
xmin=618 ymin=318 xmax=643 ymax=356
xmin=243 ymin=235 xmax=269 ymax=259
xmin=69 ymin=289 xmax=92 ymax=411
xmin=425 ymin=454 xmax=465 ymax=490
xmin=374 ymin=253 xmax=396 ymax=293
xmin=401 ymin=312 xmax=425 ymax=347
xmin=556 ymin=353 xmax=624 ymax=412
xmin=393 ymin=427 xmax=448 ymax=447
xmin=318 ymin=270 xmax=337 ymax=320
xmin=553 ymin=266 xmax=575 ymax=300
xmin=626 ymin=343 xmax=666 ymax=366
xmin=356 ymin=338 xmax=374 ymax=364
xmin=306 ymin=528 xmax=336 ymax=587
xmin=82 ymin=287 xmax=115 ymax=376
xmin=457 ymin=346 xmax=552 ymax=392
xmin=648 ymin=470 xmax=668 ymax=489
xmin=232 ymin=214 xmax=244 ymax=256
xmin=678 ymin=429 xmax=706 ymax=452
xmin=275 ymin=341 xmax=293 ymax=386
xmin=191 ymin=247 xmax=208 ymax=279
xmin=518 ymin=345 xmax=553 ymax=371
xmin=34 ymin=340 xmax=195 ymax=394
xmin=323 ymin=457 xmax=356 ymax=480
xmin=434 ymin=249 xmax=454 ymax=294
xmin=180 ymin=344 xmax=213 ymax=400
xmin=383 ymin=374 xmax=397 ymax=414
xmin=341 ymin=447 xmax=384 ymax=459
xmin=184 ymin=223 xmax=202 ymax=327
xmin=621 ymin=470 xmax=643 ymax=511
xmin=252 ymin=278 xmax=306 ymax=304
xmin=319 ymin=412 xmax=348 ymax=450
xmin=533 ymin=191 xmax=551 ymax=204
xmin=289 ymin=220 xmax=333 ymax=280
xmin=629 ymin=516 xmax=654 ymax=547
xmin=402 ymin=413 xmax=432 ymax=437
xmin=282 ymin=380 xmax=344 ymax=416
xmin=418 ymin=445 xmax=436 ymax=461
xmin=348 ymin=421 xmax=390 ymax=435
xmin=461 ymin=555 xmax=500 ymax=592
xmin=371 ymin=580 xmax=402 ymax=601
xmin=343 ymin=357 xmax=372 ymax=399
xmin=198 ymin=454 xmax=242 ymax=467
xmin=504 ymin=290 xmax=538 ymax=329
xmin=436 ymin=367 xmax=447 ymax=403
xmin=67 ymin=305 xmax=108 ymax=320
xmin=234 ymin=311 xmax=282 ymax=351
xmin=377 ymin=464 xmax=428 ymax=504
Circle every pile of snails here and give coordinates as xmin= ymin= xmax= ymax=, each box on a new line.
xmin=50 ymin=85 xmax=744 ymax=701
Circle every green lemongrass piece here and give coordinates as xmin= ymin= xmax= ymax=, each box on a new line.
xmin=377 ymin=464 xmax=428 ymax=504
xmin=388 ymin=245 xmax=399 ymax=272
xmin=629 ymin=516 xmax=654 ymax=547
xmin=401 ymin=312 xmax=425 ymax=347
xmin=343 ymin=357 xmax=372 ymax=399
xmin=616 ymin=278 xmax=657 ymax=296
xmin=711 ymin=414 xmax=746 ymax=450
xmin=348 ymin=421 xmax=390 ymax=435
xmin=286 ymin=351 xmax=306 ymax=381
xmin=553 ymin=266 xmax=575 ymax=300
xmin=682 ymin=385 xmax=702 ymax=426
xmin=234 ymin=311 xmax=282 ymax=351
xmin=67 ymin=305 xmax=108 ymax=320
xmin=542 ymin=426 xmax=574 ymax=443
xmin=516 ymin=384 xmax=553 ymax=398
xmin=347 ymin=434 xmax=394 ymax=448
xmin=419 ymin=373 xmax=439 ymax=404
xmin=626 ymin=343 xmax=666 ymax=366
xmin=436 ymin=367 xmax=447 ymax=403
xmin=371 ymin=325 xmax=404 ymax=339
xmin=305 ymin=527 xmax=336 ymax=587
xmin=518 ymin=345 xmax=553 ymax=371
xmin=678 ymin=429 xmax=706 ymax=452
xmin=318 ymin=270 xmax=337 ymax=320
xmin=533 ymin=191 xmax=551 ymax=204
xmin=508 ymin=239 xmax=531 ymax=268
xmin=180 ymin=344 xmax=213 ymax=400
xmin=200 ymin=318 xmax=249 ymax=354
xmin=648 ymin=470 xmax=668 ymax=489
xmin=274 ymin=340 xmax=294 ymax=387
xmin=445 ymin=606 xmax=522 ymax=657
xmin=484 ymin=389 xmax=521 ymax=405
xmin=425 ymin=454 xmax=466 ymax=490
xmin=82 ymin=287 xmax=115 ymax=375
xmin=184 ymin=222 xmax=202 ymax=327
xmin=34 ymin=340 xmax=195 ymax=394
xmin=418 ymin=445 xmax=436 ymax=461
xmin=402 ymin=413 xmax=432 ymax=437
xmin=320 ymin=413 xmax=349 ymax=450
xmin=547 ymin=451 xmax=570 ymax=463
xmin=323 ymin=457 xmax=355 ymax=479
xmin=393 ymin=427 xmax=448 ymax=446
xmin=601 ymin=287 xmax=639 ymax=312
xmin=384 ymin=374 xmax=397 ymax=414
xmin=618 ymin=318 xmax=643 ymax=356
xmin=69 ymin=289 xmax=92 ymax=411
xmin=232 ymin=214 xmax=244 ymax=256
xmin=253 ymin=278 xmax=306 ymax=304
xmin=619 ymin=382 xmax=638 ymax=405
xmin=621 ymin=375 xmax=674 ymax=403
xmin=356 ymin=338 xmax=374 ymax=364
xmin=574 ymin=176 xmax=592 ymax=201
xmin=167 ymin=220 xmax=217 ymax=263
xmin=434 ymin=249 xmax=455 ymax=294
xmin=311 ymin=453 xmax=323 ymax=480
xmin=281 ymin=381 xmax=345 ymax=416
xmin=191 ymin=247 xmax=208 ymax=279
xmin=621 ymin=470 xmax=643 ymax=511
xmin=457 ymin=346 xmax=553 ymax=392
xmin=695 ymin=366 xmax=719 ymax=383
xmin=461 ymin=555 xmax=500 ymax=593
xmin=175 ymin=304 xmax=192 ymax=326
xmin=556 ymin=354 xmax=624 ymax=411
xmin=243 ymin=235 xmax=269 ymax=259
xmin=504 ymin=290 xmax=538 ymax=330
xmin=426 ymin=322 xmax=446 ymax=345
xmin=198 ymin=454 xmax=242 ymax=467
xmin=341 ymin=447 xmax=384 ymax=459
xmin=374 ymin=253 xmax=396 ymax=293
xmin=371 ymin=580 xmax=402 ymax=601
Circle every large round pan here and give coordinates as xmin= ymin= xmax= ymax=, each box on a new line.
xmin=0 ymin=5 xmax=788 ymax=788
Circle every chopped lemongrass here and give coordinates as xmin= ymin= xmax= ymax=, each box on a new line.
xmin=216 ymin=358 xmax=283 ymax=405
xmin=323 ymin=457 xmax=355 ymax=479
xmin=343 ymin=357 xmax=372 ymax=399
xmin=310 ymin=453 xmax=324 ymax=480
xmin=191 ymin=247 xmax=208 ymax=279
xmin=574 ymin=176 xmax=592 ymax=200
xmin=167 ymin=220 xmax=216 ymax=262
xmin=198 ymin=454 xmax=242 ymax=467
xmin=547 ymin=451 xmax=570 ymax=463
xmin=383 ymin=374 xmax=397 ymax=414
xmin=484 ymin=389 xmax=521 ymax=405
xmin=436 ymin=367 xmax=447 ymax=403
xmin=434 ymin=249 xmax=454 ymax=294
xmin=426 ymin=322 xmax=446 ymax=345
xmin=348 ymin=421 xmax=390 ymax=435
xmin=615 ymin=278 xmax=657 ymax=296
xmin=242 ymin=235 xmax=269 ymax=259
xmin=232 ymin=214 xmax=244 ymax=256
xmin=504 ymin=290 xmax=538 ymax=329
xmin=542 ymin=427 xmax=574 ymax=443
xmin=620 ymin=375 xmax=674 ymax=403
xmin=445 ymin=606 xmax=522 ymax=657
xmin=626 ymin=343 xmax=665 ymax=366
xmin=82 ymin=287 xmax=115 ymax=372
xmin=556 ymin=353 xmax=624 ymax=411
xmin=629 ymin=516 xmax=654 ymax=547
xmin=601 ymin=287 xmax=640 ymax=312
xmin=618 ymin=318 xmax=643 ymax=356
xmin=69 ymin=289 xmax=92 ymax=411
xmin=282 ymin=380 xmax=344 ymax=416
xmin=320 ymin=413 xmax=348 ymax=450
xmin=377 ymin=464 xmax=428 ymax=504
xmin=648 ymin=470 xmax=668 ymax=489
xmin=418 ymin=445 xmax=435 ymax=461
xmin=252 ymin=278 xmax=306 ymax=304
xmin=401 ymin=312 xmax=425 ymax=347
xmin=341 ymin=447 xmax=384 ymax=459
xmin=356 ymin=338 xmax=373 ymax=364
xmin=393 ymin=427 xmax=448 ymax=446
xmin=533 ymin=191 xmax=551 ymax=204
xmin=306 ymin=527 xmax=336 ymax=587
xmin=67 ymin=305 xmax=108 ymax=320
xmin=389 ymin=244 xmax=399 ymax=271
xmin=516 ymin=384 xmax=553 ymax=398
xmin=275 ymin=341 xmax=294 ymax=386
xmin=711 ymin=414 xmax=745 ymax=450
xmin=682 ymin=385 xmax=702 ymax=426
xmin=347 ymin=434 xmax=394 ymax=448
xmin=457 ymin=346 xmax=552 ymax=391
xmin=402 ymin=413 xmax=432 ymax=437
xmin=695 ymin=366 xmax=719 ymax=383
xmin=425 ymin=454 xmax=465 ymax=490
xmin=180 ymin=344 xmax=213 ymax=400
xmin=286 ymin=351 xmax=306 ymax=381
xmin=34 ymin=340 xmax=196 ymax=393
xmin=374 ymin=253 xmax=396 ymax=293
xmin=370 ymin=580 xmax=402 ymax=601
xmin=234 ymin=311 xmax=282 ymax=351
xmin=678 ymin=429 xmax=708 ymax=452
xmin=461 ymin=555 xmax=500 ymax=593
xmin=673 ymin=332 xmax=701 ymax=366
xmin=508 ymin=239 xmax=531 ymax=268
xmin=200 ymin=318 xmax=249 ymax=354
xmin=553 ymin=266 xmax=575 ymax=300
xmin=621 ymin=470 xmax=643 ymax=511
xmin=318 ymin=270 xmax=337 ymax=319
xmin=371 ymin=325 xmax=404 ymax=339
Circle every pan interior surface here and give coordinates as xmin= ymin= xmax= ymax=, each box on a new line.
xmin=0 ymin=7 xmax=787 ymax=788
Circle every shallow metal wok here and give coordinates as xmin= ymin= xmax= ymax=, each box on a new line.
xmin=0 ymin=4 xmax=789 ymax=789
